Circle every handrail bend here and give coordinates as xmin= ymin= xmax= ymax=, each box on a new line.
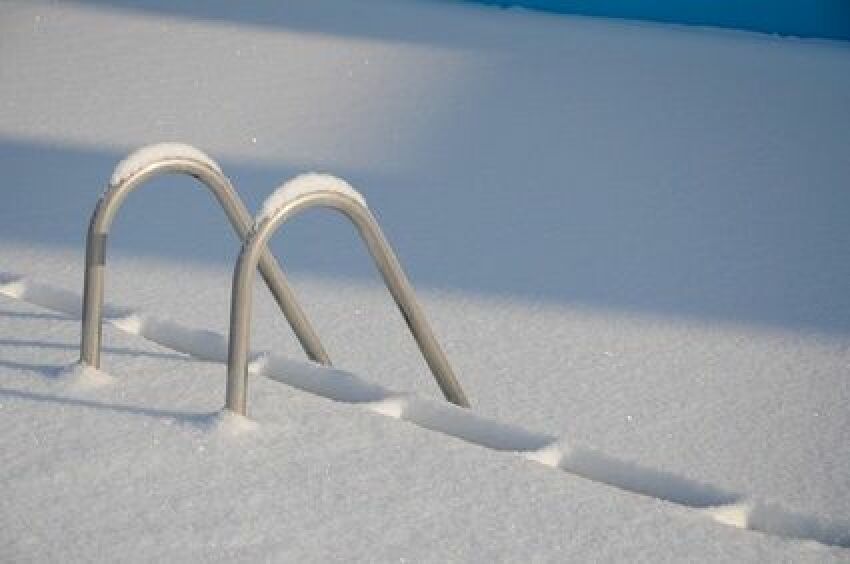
xmin=225 ymin=189 xmax=470 ymax=415
xmin=80 ymin=155 xmax=331 ymax=368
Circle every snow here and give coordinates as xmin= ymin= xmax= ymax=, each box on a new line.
xmin=54 ymin=361 xmax=115 ymax=389
xmin=3 ymin=273 xmax=849 ymax=550
xmin=110 ymin=142 xmax=222 ymax=186
xmin=259 ymin=173 xmax=368 ymax=224
xmin=1 ymin=0 xmax=849 ymax=560
xmin=0 ymin=294 xmax=847 ymax=561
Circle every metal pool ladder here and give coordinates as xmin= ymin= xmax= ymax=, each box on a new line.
xmin=80 ymin=145 xmax=469 ymax=414
xmin=225 ymin=179 xmax=470 ymax=415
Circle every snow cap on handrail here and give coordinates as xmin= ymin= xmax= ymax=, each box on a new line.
xmin=259 ymin=173 xmax=367 ymax=224
xmin=110 ymin=142 xmax=222 ymax=187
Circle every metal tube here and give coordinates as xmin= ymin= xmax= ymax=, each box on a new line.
xmin=80 ymin=155 xmax=331 ymax=369
xmin=226 ymin=190 xmax=470 ymax=416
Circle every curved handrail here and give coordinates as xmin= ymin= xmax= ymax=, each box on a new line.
xmin=225 ymin=187 xmax=470 ymax=415
xmin=80 ymin=151 xmax=331 ymax=368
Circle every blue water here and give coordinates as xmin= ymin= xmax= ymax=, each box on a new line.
xmin=469 ymin=0 xmax=850 ymax=41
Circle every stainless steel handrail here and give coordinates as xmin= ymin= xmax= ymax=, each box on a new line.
xmin=225 ymin=189 xmax=470 ymax=415
xmin=80 ymin=154 xmax=331 ymax=368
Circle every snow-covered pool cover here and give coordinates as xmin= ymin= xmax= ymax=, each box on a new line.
xmin=1 ymin=273 xmax=848 ymax=556
xmin=259 ymin=173 xmax=368 ymax=223
xmin=110 ymin=142 xmax=222 ymax=187
xmin=1 ymin=284 xmax=848 ymax=561
xmin=2 ymin=0 xmax=849 ymax=560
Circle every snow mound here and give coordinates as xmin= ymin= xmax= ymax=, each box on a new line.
xmin=525 ymin=442 xmax=564 ymax=467
xmin=138 ymin=315 xmax=228 ymax=363
xmin=55 ymin=361 xmax=114 ymax=389
xmin=108 ymin=312 xmax=144 ymax=334
xmin=258 ymin=173 xmax=367 ymax=224
xmin=110 ymin=142 xmax=222 ymax=186
xmin=364 ymin=395 xmax=409 ymax=418
xmin=0 ymin=275 xmax=26 ymax=299
xmin=200 ymin=409 xmax=260 ymax=435
xmin=704 ymin=501 xmax=753 ymax=529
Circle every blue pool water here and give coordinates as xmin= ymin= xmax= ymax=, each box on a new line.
xmin=469 ymin=0 xmax=850 ymax=41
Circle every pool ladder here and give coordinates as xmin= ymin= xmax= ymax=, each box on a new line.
xmin=79 ymin=144 xmax=469 ymax=416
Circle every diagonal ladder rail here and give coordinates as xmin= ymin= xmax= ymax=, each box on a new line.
xmin=80 ymin=145 xmax=331 ymax=369
xmin=226 ymin=179 xmax=470 ymax=416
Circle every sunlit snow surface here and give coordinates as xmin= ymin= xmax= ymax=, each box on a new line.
xmin=0 ymin=0 xmax=849 ymax=561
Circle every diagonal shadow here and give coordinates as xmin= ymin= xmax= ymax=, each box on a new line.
xmin=0 ymin=338 xmax=190 ymax=363
xmin=0 ymin=359 xmax=64 ymax=375
xmin=0 ymin=386 xmax=216 ymax=425
xmin=0 ymin=308 xmax=70 ymax=321
xmin=1 ymin=138 xmax=848 ymax=335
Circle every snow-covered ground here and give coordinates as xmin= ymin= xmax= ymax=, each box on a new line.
xmin=1 ymin=0 xmax=849 ymax=560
